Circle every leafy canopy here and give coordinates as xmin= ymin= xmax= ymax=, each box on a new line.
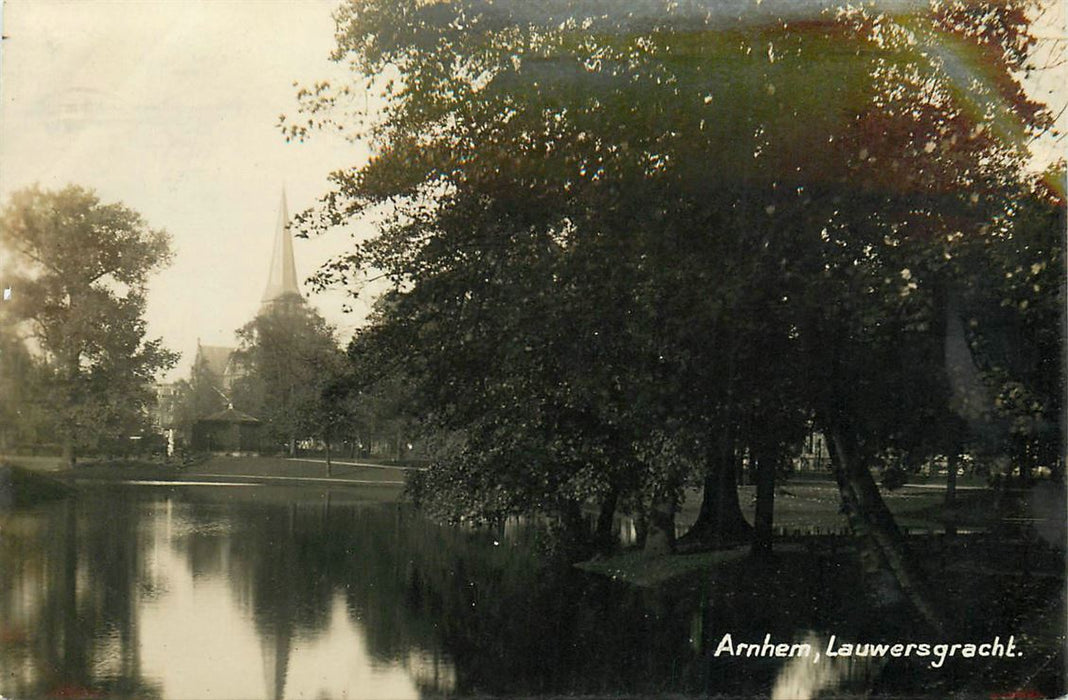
xmin=0 ymin=185 xmax=177 ymax=457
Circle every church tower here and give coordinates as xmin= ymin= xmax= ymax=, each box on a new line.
xmin=260 ymin=190 xmax=304 ymax=314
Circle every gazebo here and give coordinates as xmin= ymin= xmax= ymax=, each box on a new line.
xmin=192 ymin=407 xmax=262 ymax=454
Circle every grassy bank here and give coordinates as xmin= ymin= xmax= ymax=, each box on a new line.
xmin=2 ymin=454 xmax=409 ymax=498
xmin=583 ymin=477 xmax=1063 ymax=590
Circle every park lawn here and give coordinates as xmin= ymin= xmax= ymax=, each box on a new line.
xmin=590 ymin=478 xmax=1063 ymax=589
xmin=3 ymin=455 xmax=410 ymax=509
xmin=721 ymin=481 xmax=964 ymax=535
xmin=185 ymin=455 xmax=406 ymax=482
xmin=725 ymin=481 xmax=1050 ymax=536
xmin=6 ymin=454 xmax=406 ymax=484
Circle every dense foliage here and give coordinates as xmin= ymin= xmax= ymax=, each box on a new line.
xmin=0 ymin=185 xmax=177 ymax=464
xmin=287 ymin=0 xmax=1062 ymax=623
xmin=230 ymin=303 xmax=343 ymax=455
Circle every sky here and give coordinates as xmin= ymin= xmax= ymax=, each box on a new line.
xmin=0 ymin=0 xmax=1063 ymax=384
xmin=0 ymin=0 xmax=376 ymax=381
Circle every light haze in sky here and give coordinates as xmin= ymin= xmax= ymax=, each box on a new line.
xmin=0 ymin=0 xmax=1063 ymax=384
xmin=0 ymin=0 xmax=375 ymax=380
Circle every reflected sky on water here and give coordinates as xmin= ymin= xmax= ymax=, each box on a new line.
xmin=0 ymin=488 xmax=453 ymax=699
xmin=1 ymin=485 xmax=1059 ymax=699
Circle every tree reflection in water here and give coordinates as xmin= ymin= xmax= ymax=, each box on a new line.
xmin=0 ymin=496 xmax=162 ymax=699
xmin=1 ymin=486 xmax=1062 ymax=698
xmin=0 ymin=488 xmax=714 ymax=697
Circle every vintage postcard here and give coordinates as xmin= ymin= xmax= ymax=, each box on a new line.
xmin=0 ymin=1 xmax=1064 ymax=698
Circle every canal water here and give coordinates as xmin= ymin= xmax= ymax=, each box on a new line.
xmin=0 ymin=484 xmax=1052 ymax=699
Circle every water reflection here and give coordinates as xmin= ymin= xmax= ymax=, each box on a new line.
xmin=1 ymin=486 xmax=871 ymax=699
xmin=0 ymin=497 xmax=161 ymax=699
xmin=0 ymin=490 xmax=448 ymax=699
xmin=2 ymin=487 xmax=1055 ymax=698
xmin=770 ymin=633 xmax=882 ymax=700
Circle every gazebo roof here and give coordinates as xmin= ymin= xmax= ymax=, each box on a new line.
xmin=201 ymin=407 xmax=261 ymax=424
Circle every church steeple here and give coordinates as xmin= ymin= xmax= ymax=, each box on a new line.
xmin=261 ymin=190 xmax=303 ymax=311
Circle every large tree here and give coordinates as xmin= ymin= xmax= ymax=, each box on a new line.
xmin=230 ymin=304 xmax=341 ymax=456
xmin=0 ymin=185 xmax=177 ymax=466
xmin=291 ymin=0 xmax=1061 ymax=620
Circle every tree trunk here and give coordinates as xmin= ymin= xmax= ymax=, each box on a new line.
xmin=643 ymin=495 xmax=677 ymax=557
xmin=558 ymin=499 xmax=588 ymax=554
xmin=679 ymin=435 xmax=752 ymax=549
xmin=594 ymin=488 xmax=619 ymax=551
xmin=1018 ymin=449 xmax=1033 ymax=486
xmin=944 ymin=451 xmax=958 ymax=537
xmin=62 ymin=439 xmax=77 ymax=470
xmin=751 ymin=443 xmax=776 ymax=558
xmin=634 ymin=510 xmax=649 ymax=549
xmin=828 ymin=425 xmax=945 ymax=633
xmin=63 ymin=347 xmax=80 ymax=469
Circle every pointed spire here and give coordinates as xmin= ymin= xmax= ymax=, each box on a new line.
xmin=261 ymin=190 xmax=302 ymax=306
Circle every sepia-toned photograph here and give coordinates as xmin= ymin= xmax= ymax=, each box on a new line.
xmin=0 ymin=1 xmax=1065 ymax=698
